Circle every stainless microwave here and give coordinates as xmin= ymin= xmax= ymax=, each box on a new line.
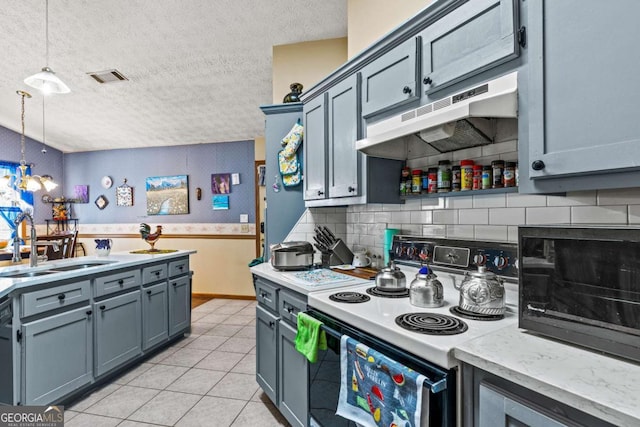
xmin=518 ymin=225 xmax=640 ymax=364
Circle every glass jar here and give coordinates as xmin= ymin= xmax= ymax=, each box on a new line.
xmin=427 ymin=168 xmax=438 ymax=194
xmin=421 ymin=170 xmax=429 ymax=193
xmin=482 ymin=165 xmax=492 ymax=190
xmin=437 ymin=161 xmax=451 ymax=193
xmin=504 ymin=162 xmax=517 ymax=187
xmin=472 ymin=165 xmax=483 ymax=190
xmin=400 ymin=167 xmax=410 ymax=194
xmin=460 ymin=159 xmax=474 ymax=191
xmin=452 ymin=165 xmax=461 ymax=192
xmin=412 ymin=169 xmax=423 ymax=193
xmin=492 ymin=160 xmax=505 ymax=188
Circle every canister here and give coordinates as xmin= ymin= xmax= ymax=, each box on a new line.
xmin=460 ymin=160 xmax=474 ymax=191
xmin=451 ymin=165 xmax=461 ymax=192
xmin=412 ymin=169 xmax=422 ymax=193
xmin=492 ymin=160 xmax=505 ymax=188
xmin=437 ymin=160 xmax=451 ymax=193
xmin=472 ymin=164 xmax=483 ymax=190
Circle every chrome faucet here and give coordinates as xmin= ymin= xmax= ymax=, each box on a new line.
xmin=12 ymin=211 xmax=37 ymax=267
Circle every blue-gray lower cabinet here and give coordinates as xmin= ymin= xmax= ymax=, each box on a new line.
xmin=278 ymin=320 xmax=308 ymax=427
xmin=94 ymin=290 xmax=142 ymax=377
xmin=21 ymin=306 xmax=93 ymax=405
xmin=256 ymin=305 xmax=278 ymax=403
xmin=142 ymin=282 xmax=169 ymax=351
xmin=168 ymin=275 xmax=191 ymax=337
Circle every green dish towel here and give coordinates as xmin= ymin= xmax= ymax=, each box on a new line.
xmin=295 ymin=312 xmax=327 ymax=363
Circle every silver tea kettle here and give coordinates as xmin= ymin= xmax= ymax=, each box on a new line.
xmin=409 ymin=265 xmax=443 ymax=308
xmin=375 ymin=261 xmax=406 ymax=290
xmin=453 ymin=266 xmax=505 ymax=315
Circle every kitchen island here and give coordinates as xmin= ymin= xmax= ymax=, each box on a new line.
xmin=0 ymin=250 xmax=195 ymax=406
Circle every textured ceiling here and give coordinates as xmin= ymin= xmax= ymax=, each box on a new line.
xmin=0 ymin=0 xmax=347 ymax=153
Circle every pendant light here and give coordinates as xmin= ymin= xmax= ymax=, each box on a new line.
xmin=24 ymin=0 xmax=71 ymax=95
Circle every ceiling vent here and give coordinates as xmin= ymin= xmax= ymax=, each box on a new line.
xmin=87 ymin=69 xmax=128 ymax=84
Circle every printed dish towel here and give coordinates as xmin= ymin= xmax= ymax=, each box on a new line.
xmin=337 ymin=335 xmax=427 ymax=427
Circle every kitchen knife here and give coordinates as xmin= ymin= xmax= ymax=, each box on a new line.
xmin=322 ymin=226 xmax=338 ymax=243
xmin=313 ymin=236 xmax=329 ymax=252
xmin=320 ymin=226 xmax=336 ymax=244
xmin=315 ymin=228 xmax=333 ymax=247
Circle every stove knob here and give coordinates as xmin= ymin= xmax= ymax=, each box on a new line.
xmin=513 ymin=258 xmax=519 ymax=270
xmin=473 ymin=254 xmax=487 ymax=266
xmin=493 ymin=255 xmax=509 ymax=270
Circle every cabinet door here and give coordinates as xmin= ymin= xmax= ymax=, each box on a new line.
xmin=526 ymin=0 xmax=640 ymax=182
xmin=361 ymin=37 xmax=419 ymax=118
xmin=22 ymin=306 xmax=93 ymax=405
xmin=168 ymin=275 xmax=191 ymax=336
xmin=278 ymin=320 xmax=308 ymax=427
xmin=256 ymin=305 xmax=278 ymax=404
xmin=421 ymin=0 xmax=518 ymax=94
xmin=142 ymin=282 xmax=168 ymax=351
xmin=479 ymin=383 xmax=567 ymax=427
xmin=94 ymin=291 xmax=142 ymax=377
xmin=328 ymin=74 xmax=361 ymax=199
xmin=303 ymin=93 xmax=328 ymax=201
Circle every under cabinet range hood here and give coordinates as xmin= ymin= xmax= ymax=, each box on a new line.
xmin=356 ymin=72 xmax=518 ymax=160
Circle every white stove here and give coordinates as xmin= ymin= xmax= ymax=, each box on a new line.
xmin=307 ymin=263 xmax=519 ymax=369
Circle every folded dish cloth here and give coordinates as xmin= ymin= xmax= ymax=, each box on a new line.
xmin=295 ymin=312 xmax=327 ymax=363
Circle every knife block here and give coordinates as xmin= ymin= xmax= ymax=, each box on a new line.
xmin=321 ymin=253 xmax=344 ymax=268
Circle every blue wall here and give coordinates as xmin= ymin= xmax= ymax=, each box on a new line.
xmin=0 ymin=125 xmax=65 ymax=223
xmin=64 ymin=141 xmax=256 ymax=224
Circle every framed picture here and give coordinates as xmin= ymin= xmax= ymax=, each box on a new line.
xmin=95 ymin=195 xmax=108 ymax=210
xmin=52 ymin=202 xmax=68 ymax=220
xmin=213 ymin=195 xmax=229 ymax=210
xmin=116 ymin=180 xmax=134 ymax=207
xmin=74 ymin=185 xmax=89 ymax=203
xmin=211 ymin=173 xmax=231 ymax=194
xmin=146 ymin=175 xmax=189 ymax=215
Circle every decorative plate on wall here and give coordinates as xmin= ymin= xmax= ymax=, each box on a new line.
xmin=95 ymin=195 xmax=108 ymax=210
xmin=101 ymin=176 xmax=113 ymax=189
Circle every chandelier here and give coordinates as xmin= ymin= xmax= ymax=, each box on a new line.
xmin=0 ymin=91 xmax=58 ymax=193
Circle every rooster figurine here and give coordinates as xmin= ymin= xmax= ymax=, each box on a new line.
xmin=140 ymin=223 xmax=163 ymax=252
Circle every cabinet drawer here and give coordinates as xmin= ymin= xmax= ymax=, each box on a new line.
xmin=21 ymin=280 xmax=91 ymax=318
xmin=255 ymin=279 xmax=279 ymax=313
xmin=279 ymin=291 xmax=306 ymax=326
xmin=94 ymin=269 xmax=141 ymax=297
xmin=142 ymin=263 xmax=168 ymax=285
xmin=168 ymin=258 xmax=189 ymax=278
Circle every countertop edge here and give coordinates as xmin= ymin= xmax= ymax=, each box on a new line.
xmin=454 ymin=325 xmax=640 ymax=427
xmin=0 ymin=250 xmax=197 ymax=298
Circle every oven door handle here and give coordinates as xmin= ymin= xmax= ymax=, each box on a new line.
xmin=317 ymin=322 xmax=448 ymax=394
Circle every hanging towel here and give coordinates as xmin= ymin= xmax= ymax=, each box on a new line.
xmin=337 ymin=335 xmax=427 ymax=427
xmin=295 ymin=312 xmax=327 ymax=363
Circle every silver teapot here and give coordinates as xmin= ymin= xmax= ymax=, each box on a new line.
xmin=453 ymin=266 xmax=505 ymax=315
xmin=375 ymin=261 xmax=406 ymax=291
xmin=409 ymin=266 xmax=443 ymax=308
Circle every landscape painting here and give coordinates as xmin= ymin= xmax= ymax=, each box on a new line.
xmin=213 ymin=194 xmax=229 ymax=210
xmin=146 ymin=175 xmax=189 ymax=215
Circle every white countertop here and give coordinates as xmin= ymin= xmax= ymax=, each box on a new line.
xmin=0 ymin=250 xmax=196 ymax=298
xmin=250 ymin=262 xmax=371 ymax=295
xmin=454 ymin=325 xmax=640 ymax=427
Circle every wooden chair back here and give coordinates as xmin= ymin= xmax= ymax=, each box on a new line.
xmin=36 ymin=231 xmax=78 ymax=260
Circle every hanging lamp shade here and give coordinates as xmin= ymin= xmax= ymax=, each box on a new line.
xmin=24 ymin=67 xmax=70 ymax=95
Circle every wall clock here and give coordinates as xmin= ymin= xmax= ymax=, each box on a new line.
xmin=101 ymin=176 xmax=113 ymax=189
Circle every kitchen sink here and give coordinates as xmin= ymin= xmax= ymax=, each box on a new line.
xmin=50 ymin=261 xmax=116 ymax=271
xmin=0 ymin=270 xmax=59 ymax=278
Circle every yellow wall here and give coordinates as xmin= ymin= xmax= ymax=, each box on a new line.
xmin=77 ymin=237 xmax=256 ymax=297
xmin=347 ymin=0 xmax=433 ymax=58
xmin=272 ymin=38 xmax=348 ymax=104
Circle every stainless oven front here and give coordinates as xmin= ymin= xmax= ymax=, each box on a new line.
xmin=306 ymin=309 xmax=456 ymax=427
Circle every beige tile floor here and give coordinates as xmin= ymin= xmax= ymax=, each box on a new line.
xmin=64 ymin=298 xmax=291 ymax=427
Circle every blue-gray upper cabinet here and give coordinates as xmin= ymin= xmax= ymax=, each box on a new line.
xmin=524 ymin=0 xmax=640 ymax=189
xmin=328 ymin=74 xmax=361 ymax=198
xmin=360 ymin=37 xmax=420 ymax=119
xmin=420 ymin=0 xmax=519 ymax=95
xmin=303 ymin=94 xmax=327 ymax=201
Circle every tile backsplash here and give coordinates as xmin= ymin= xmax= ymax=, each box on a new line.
xmin=286 ymin=187 xmax=640 ymax=260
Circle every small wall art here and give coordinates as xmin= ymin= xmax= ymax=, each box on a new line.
xmin=95 ymin=195 xmax=108 ymax=210
xmin=73 ymin=185 xmax=89 ymax=203
xmin=116 ymin=179 xmax=134 ymax=207
xmin=211 ymin=173 xmax=231 ymax=194
xmin=213 ymin=195 xmax=229 ymax=210
xmin=146 ymin=175 xmax=189 ymax=215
